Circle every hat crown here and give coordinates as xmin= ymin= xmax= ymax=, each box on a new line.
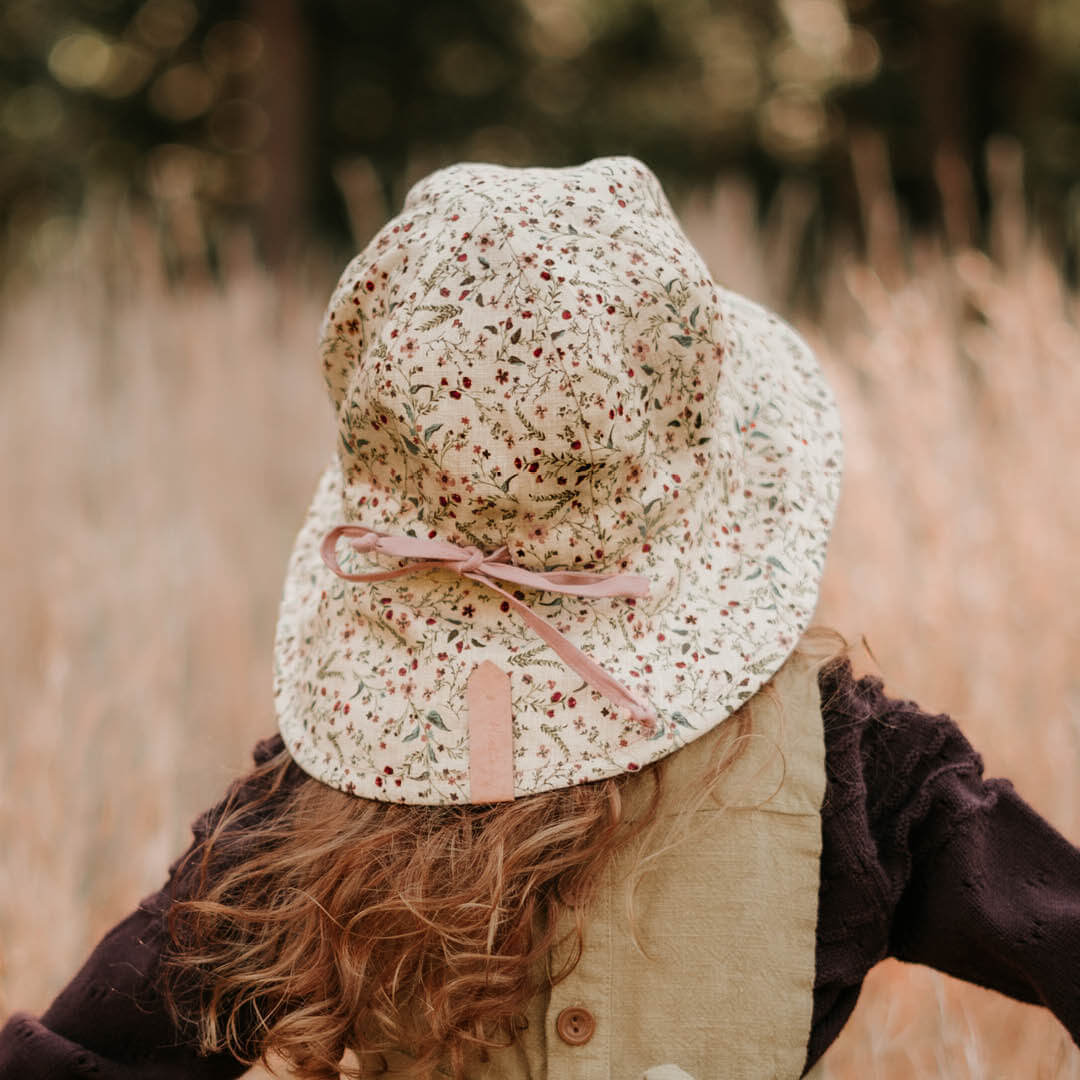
xmin=320 ymin=157 xmax=727 ymax=571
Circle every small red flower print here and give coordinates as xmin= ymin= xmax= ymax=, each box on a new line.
xmin=561 ymin=310 xmax=571 ymax=319
xmin=365 ymin=281 xmax=375 ymax=291
xmin=496 ymin=369 xmax=509 ymax=384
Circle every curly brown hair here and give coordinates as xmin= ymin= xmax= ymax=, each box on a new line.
xmin=162 ymin=628 xmax=848 ymax=1079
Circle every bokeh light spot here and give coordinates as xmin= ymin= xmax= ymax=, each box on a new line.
xmin=522 ymin=0 xmax=592 ymax=61
xmin=48 ymin=32 xmax=114 ymax=90
xmin=134 ymin=0 xmax=198 ymax=51
xmin=98 ymin=42 xmax=155 ymax=99
xmin=780 ymin=0 xmax=852 ymax=61
xmin=844 ymin=26 xmax=882 ymax=83
xmin=758 ymin=87 xmax=829 ymax=160
xmin=149 ymin=63 xmax=215 ymax=123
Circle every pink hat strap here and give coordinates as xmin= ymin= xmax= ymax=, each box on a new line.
xmin=320 ymin=524 xmax=658 ymax=731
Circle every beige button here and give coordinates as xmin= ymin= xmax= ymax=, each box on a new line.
xmin=556 ymin=1006 xmax=596 ymax=1045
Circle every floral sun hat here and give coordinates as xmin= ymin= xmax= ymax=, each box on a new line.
xmin=273 ymin=156 xmax=843 ymax=805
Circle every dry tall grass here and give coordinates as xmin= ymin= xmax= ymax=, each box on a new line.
xmin=2 ymin=150 xmax=1079 ymax=1077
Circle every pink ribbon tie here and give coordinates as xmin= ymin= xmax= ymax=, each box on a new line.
xmin=320 ymin=524 xmax=657 ymax=730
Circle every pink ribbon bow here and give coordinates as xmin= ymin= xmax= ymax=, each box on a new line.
xmin=320 ymin=525 xmax=658 ymax=730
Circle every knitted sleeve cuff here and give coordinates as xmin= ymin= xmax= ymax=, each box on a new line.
xmin=0 ymin=1010 xmax=139 ymax=1078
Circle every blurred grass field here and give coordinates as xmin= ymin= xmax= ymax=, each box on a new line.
xmin=2 ymin=148 xmax=1080 ymax=1077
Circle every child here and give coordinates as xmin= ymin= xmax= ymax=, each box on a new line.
xmin=2 ymin=157 xmax=1077 ymax=1079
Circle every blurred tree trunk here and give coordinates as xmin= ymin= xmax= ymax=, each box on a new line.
xmin=250 ymin=0 xmax=312 ymax=264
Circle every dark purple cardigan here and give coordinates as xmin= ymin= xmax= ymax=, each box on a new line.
xmin=3 ymin=660 xmax=1079 ymax=1077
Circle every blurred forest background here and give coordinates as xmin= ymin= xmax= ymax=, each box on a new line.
xmin=4 ymin=2 xmax=1080 ymax=1078
xmin=3 ymin=0 xmax=1080 ymax=282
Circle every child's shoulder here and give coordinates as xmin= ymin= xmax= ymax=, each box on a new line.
xmin=817 ymin=657 xmax=987 ymax=822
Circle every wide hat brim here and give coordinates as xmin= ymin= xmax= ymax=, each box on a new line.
xmin=273 ymin=286 xmax=842 ymax=804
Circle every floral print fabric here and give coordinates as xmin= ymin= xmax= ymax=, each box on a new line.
xmin=273 ymin=156 xmax=843 ymax=803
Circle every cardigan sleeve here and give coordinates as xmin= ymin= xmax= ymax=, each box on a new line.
xmin=0 ymin=894 xmax=248 ymax=1080
xmin=885 ymin=741 xmax=1080 ymax=1031
xmin=0 ymin=736 xmax=291 ymax=1079
xmin=805 ymin=660 xmax=1080 ymax=1073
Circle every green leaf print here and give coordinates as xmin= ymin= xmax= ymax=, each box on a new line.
xmin=416 ymin=304 xmax=462 ymax=331
xmin=671 ymin=335 xmax=693 ymax=347
xmin=426 ymin=710 xmax=450 ymax=731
